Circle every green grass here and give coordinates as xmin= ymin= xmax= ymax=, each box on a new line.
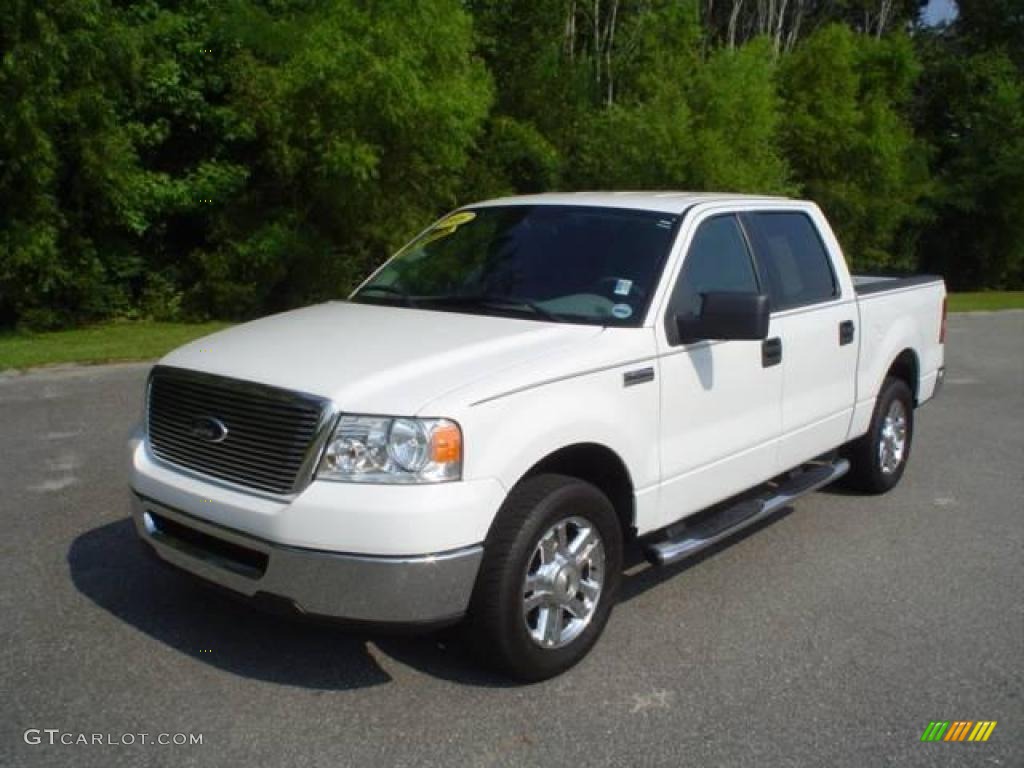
xmin=947 ymin=291 xmax=1024 ymax=313
xmin=0 ymin=321 xmax=231 ymax=371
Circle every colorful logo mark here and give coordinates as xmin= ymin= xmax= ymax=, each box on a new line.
xmin=921 ymin=721 xmax=997 ymax=742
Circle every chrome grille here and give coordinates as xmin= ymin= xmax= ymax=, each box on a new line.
xmin=146 ymin=367 xmax=329 ymax=495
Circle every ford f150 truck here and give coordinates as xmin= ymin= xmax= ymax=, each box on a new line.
xmin=129 ymin=192 xmax=946 ymax=680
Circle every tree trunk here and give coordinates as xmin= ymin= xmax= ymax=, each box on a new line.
xmin=605 ymin=0 xmax=618 ymax=106
xmin=727 ymin=0 xmax=743 ymax=49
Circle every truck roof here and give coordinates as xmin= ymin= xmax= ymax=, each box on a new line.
xmin=470 ymin=191 xmax=794 ymax=215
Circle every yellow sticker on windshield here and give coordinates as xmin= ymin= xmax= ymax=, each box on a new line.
xmin=436 ymin=211 xmax=476 ymax=230
xmin=415 ymin=210 xmax=477 ymax=248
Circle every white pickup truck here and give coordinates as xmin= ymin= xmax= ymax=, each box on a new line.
xmin=129 ymin=192 xmax=946 ymax=680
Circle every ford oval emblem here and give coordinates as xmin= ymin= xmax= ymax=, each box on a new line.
xmin=190 ymin=416 xmax=228 ymax=443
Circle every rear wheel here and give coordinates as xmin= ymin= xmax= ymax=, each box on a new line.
xmin=468 ymin=474 xmax=622 ymax=681
xmin=844 ymin=376 xmax=914 ymax=493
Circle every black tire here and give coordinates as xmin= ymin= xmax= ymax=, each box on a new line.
xmin=468 ymin=473 xmax=623 ymax=681
xmin=843 ymin=376 xmax=915 ymax=494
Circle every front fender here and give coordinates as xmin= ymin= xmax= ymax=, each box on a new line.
xmin=461 ymin=364 xmax=660 ymax=498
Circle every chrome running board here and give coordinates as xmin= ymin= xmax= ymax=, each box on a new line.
xmin=645 ymin=459 xmax=850 ymax=567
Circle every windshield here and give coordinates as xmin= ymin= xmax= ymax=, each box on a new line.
xmin=351 ymin=205 xmax=679 ymax=326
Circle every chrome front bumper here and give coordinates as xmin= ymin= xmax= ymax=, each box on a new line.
xmin=132 ymin=494 xmax=483 ymax=625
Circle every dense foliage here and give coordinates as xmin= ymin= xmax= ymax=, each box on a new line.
xmin=1 ymin=0 xmax=1021 ymax=328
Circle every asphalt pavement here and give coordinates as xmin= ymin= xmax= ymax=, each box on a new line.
xmin=1 ymin=311 xmax=1022 ymax=767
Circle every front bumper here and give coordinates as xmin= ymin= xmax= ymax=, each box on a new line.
xmin=132 ymin=494 xmax=483 ymax=624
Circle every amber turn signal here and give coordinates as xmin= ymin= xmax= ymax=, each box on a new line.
xmin=430 ymin=422 xmax=462 ymax=464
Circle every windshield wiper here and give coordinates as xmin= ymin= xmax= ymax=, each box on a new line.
xmin=356 ymin=284 xmax=420 ymax=308
xmin=420 ymin=294 xmax=565 ymax=322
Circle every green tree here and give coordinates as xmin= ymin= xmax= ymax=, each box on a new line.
xmin=916 ymin=47 xmax=1024 ymax=288
xmin=572 ymin=37 xmax=791 ymax=195
xmin=196 ymin=0 xmax=493 ymax=317
xmin=956 ymin=0 xmax=1024 ymax=68
xmin=780 ymin=24 xmax=929 ymax=272
xmin=460 ymin=116 xmax=562 ymax=198
xmin=0 ymin=0 xmax=491 ymax=328
xmin=0 ymin=0 xmax=252 ymax=327
xmin=911 ymin=1 xmax=1024 ymax=288
xmin=0 ymin=0 xmax=147 ymax=327
xmin=3 ymin=0 xmax=1021 ymax=330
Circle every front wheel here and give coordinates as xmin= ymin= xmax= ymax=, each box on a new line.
xmin=468 ymin=474 xmax=623 ymax=681
xmin=843 ymin=376 xmax=915 ymax=494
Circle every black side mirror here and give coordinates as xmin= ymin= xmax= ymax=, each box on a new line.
xmin=675 ymin=292 xmax=770 ymax=344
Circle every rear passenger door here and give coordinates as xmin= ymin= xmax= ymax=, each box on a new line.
xmin=741 ymin=210 xmax=858 ymax=470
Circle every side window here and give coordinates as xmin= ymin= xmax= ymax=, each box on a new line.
xmin=744 ymin=212 xmax=837 ymax=311
xmin=669 ymin=214 xmax=759 ymax=324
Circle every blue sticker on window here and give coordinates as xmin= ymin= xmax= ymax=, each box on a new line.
xmin=611 ymin=304 xmax=633 ymax=320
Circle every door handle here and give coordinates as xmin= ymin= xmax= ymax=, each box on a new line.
xmin=839 ymin=320 xmax=855 ymax=346
xmin=762 ymin=337 xmax=782 ymax=368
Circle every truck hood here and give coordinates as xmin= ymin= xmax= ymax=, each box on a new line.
xmin=160 ymin=302 xmax=603 ymax=415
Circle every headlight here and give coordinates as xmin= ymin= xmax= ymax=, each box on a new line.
xmin=316 ymin=415 xmax=462 ymax=484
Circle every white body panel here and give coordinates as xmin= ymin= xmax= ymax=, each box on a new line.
xmin=160 ymin=301 xmax=601 ymax=415
xmin=130 ymin=191 xmax=946 ymax=565
xmin=654 ymin=334 xmax=783 ymax=529
xmin=849 ymin=279 xmax=947 ymax=437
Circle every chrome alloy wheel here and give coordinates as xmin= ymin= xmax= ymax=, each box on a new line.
xmin=879 ymin=399 xmax=908 ymax=474
xmin=522 ymin=516 xmax=606 ymax=649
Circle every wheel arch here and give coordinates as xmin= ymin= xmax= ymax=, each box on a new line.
xmin=885 ymin=348 xmax=920 ymax=404
xmin=516 ymin=442 xmax=636 ymax=540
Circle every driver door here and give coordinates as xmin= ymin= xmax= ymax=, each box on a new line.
xmin=655 ymin=213 xmax=784 ymax=529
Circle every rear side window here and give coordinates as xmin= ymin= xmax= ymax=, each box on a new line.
xmin=670 ymin=215 xmax=759 ymax=320
xmin=743 ymin=212 xmax=837 ymax=311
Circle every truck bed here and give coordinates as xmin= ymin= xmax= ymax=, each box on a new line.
xmin=853 ymin=274 xmax=944 ymax=296
xmin=851 ymin=272 xmax=945 ymax=420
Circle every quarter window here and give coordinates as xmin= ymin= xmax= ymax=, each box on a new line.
xmin=743 ymin=212 xmax=837 ymax=310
